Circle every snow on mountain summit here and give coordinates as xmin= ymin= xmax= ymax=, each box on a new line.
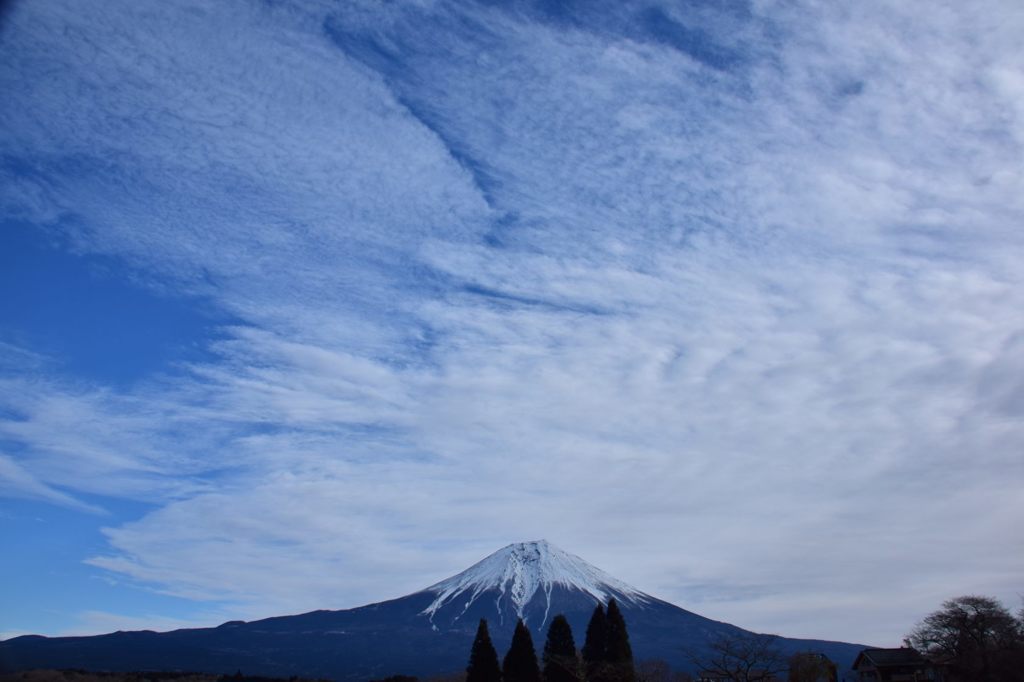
xmin=421 ymin=540 xmax=648 ymax=623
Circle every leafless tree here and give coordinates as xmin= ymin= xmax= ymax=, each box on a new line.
xmin=635 ymin=660 xmax=672 ymax=682
xmin=905 ymin=595 xmax=1023 ymax=682
xmin=684 ymin=632 xmax=787 ymax=682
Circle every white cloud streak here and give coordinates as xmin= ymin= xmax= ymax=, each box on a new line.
xmin=0 ymin=453 xmax=105 ymax=515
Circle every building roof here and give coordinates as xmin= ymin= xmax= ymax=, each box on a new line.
xmin=853 ymin=648 xmax=927 ymax=668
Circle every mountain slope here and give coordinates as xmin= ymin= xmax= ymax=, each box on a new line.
xmin=0 ymin=541 xmax=867 ymax=679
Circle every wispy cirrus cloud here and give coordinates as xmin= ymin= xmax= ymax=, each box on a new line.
xmin=1 ymin=0 xmax=1022 ymax=645
xmin=0 ymin=453 xmax=105 ymax=515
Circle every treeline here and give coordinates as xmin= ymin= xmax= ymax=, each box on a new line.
xmin=467 ymin=599 xmax=635 ymax=682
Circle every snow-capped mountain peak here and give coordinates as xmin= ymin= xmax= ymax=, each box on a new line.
xmin=421 ymin=540 xmax=647 ymax=624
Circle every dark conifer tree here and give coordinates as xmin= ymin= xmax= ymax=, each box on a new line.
xmin=604 ymin=599 xmax=635 ymax=682
xmin=467 ymin=619 xmax=502 ymax=682
xmin=542 ymin=614 xmax=579 ymax=682
xmin=582 ymin=603 xmax=608 ymax=682
xmin=503 ymin=618 xmax=541 ymax=682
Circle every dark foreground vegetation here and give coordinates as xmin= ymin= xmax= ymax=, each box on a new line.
xmin=0 ymin=670 xmax=330 ymax=682
xmin=452 ymin=599 xmax=840 ymax=682
xmin=904 ymin=595 xmax=1024 ymax=682
xmin=449 ymin=595 xmax=1024 ymax=682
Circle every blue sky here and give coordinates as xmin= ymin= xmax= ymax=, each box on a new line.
xmin=2 ymin=0 xmax=1023 ymax=646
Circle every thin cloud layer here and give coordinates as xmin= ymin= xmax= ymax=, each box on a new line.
xmin=1 ymin=0 xmax=1022 ymax=645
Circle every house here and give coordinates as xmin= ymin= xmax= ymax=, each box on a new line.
xmin=851 ymin=648 xmax=944 ymax=681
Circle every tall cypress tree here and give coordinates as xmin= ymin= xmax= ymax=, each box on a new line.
xmin=542 ymin=614 xmax=579 ymax=682
xmin=503 ymin=619 xmax=541 ymax=682
xmin=582 ymin=604 xmax=608 ymax=682
xmin=604 ymin=600 xmax=635 ymax=682
xmin=467 ymin=619 xmax=502 ymax=682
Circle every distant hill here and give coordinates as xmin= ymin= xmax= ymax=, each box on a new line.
xmin=0 ymin=541 xmax=868 ymax=679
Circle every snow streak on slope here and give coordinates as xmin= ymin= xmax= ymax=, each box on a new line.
xmin=421 ymin=540 xmax=648 ymax=624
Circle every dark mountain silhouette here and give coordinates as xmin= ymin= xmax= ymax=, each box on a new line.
xmin=0 ymin=540 xmax=867 ymax=679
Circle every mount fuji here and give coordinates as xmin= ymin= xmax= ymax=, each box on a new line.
xmin=0 ymin=540 xmax=866 ymax=679
xmin=422 ymin=540 xmax=647 ymax=630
